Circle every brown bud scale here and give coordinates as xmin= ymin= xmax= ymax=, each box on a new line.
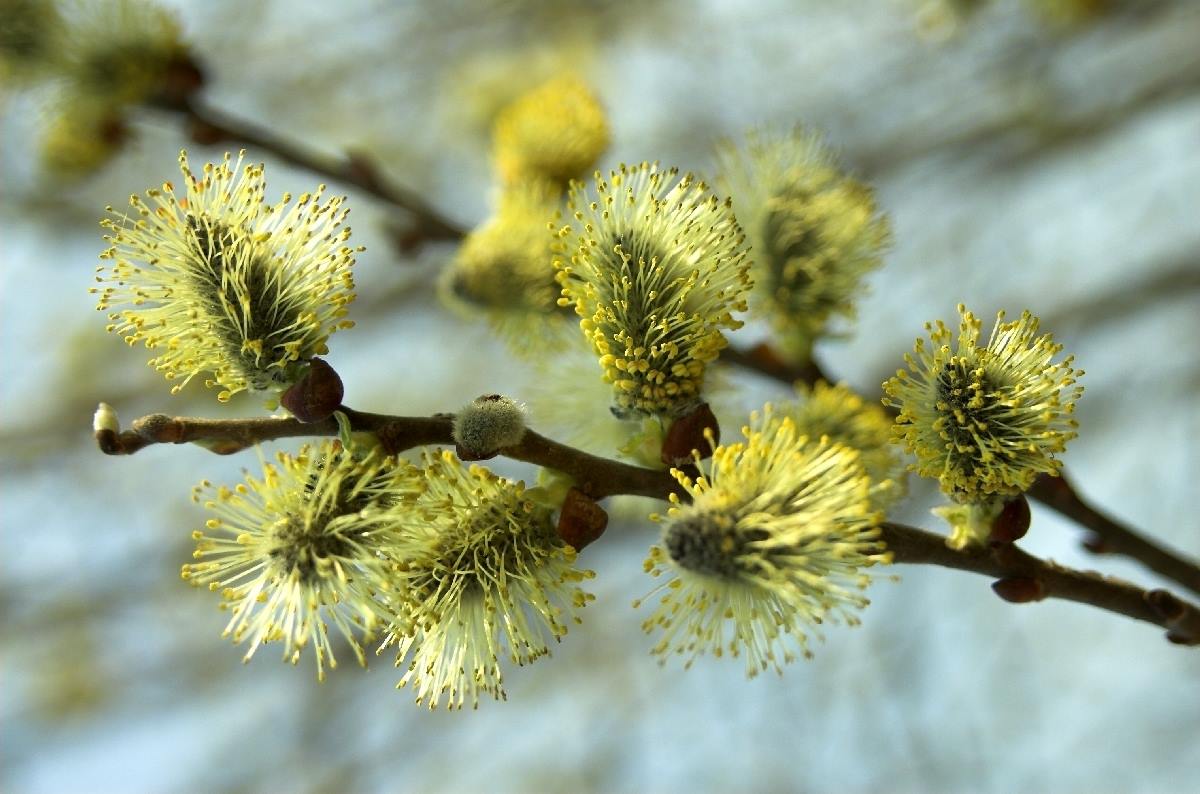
xmin=280 ymin=358 xmax=344 ymax=423
xmin=990 ymin=494 xmax=1031 ymax=545
xmin=557 ymin=487 xmax=608 ymax=551
xmin=661 ymin=402 xmax=719 ymax=467
xmin=992 ymin=577 xmax=1046 ymax=603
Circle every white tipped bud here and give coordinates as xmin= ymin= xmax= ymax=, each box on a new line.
xmin=93 ymin=402 xmax=119 ymax=434
xmin=452 ymin=394 xmax=527 ymax=460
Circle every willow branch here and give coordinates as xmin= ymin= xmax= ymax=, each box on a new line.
xmin=93 ymin=402 xmax=1199 ymax=645
xmin=165 ymin=98 xmax=467 ymax=250
xmin=723 ymin=341 xmax=1200 ymax=598
xmin=93 ymin=404 xmax=677 ymax=501
xmin=719 ymin=343 xmax=827 ymax=386
xmin=880 ymin=523 xmax=1200 ymax=645
xmin=1027 ymin=473 xmax=1200 ymax=597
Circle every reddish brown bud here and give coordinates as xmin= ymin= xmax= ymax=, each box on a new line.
xmin=989 ymin=494 xmax=1031 ymax=545
xmin=1146 ymin=589 xmax=1185 ymax=623
xmin=556 ymin=487 xmax=608 ymax=551
xmin=98 ymin=115 xmax=129 ymax=148
xmin=455 ymin=443 xmax=496 ymax=462
xmin=187 ymin=117 xmax=226 ymax=146
xmin=992 ymin=577 xmax=1046 ymax=603
xmin=280 ymin=358 xmax=344 ymax=423
xmin=661 ymin=402 xmax=719 ymax=467
xmin=156 ymin=52 xmax=206 ymax=108
xmin=1081 ymin=533 xmax=1108 ymax=554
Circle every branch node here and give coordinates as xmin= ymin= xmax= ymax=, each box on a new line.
xmin=132 ymin=413 xmax=182 ymax=443
xmin=95 ymin=429 xmax=123 ymax=455
xmin=1147 ymin=589 xmax=1186 ymax=623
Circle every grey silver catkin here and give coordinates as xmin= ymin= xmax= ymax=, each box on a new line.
xmin=452 ymin=394 xmax=527 ymax=457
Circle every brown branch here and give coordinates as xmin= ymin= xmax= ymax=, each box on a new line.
xmin=1028 ymin=473 xmax=1200 ymax=598
xmin=720 ymin=342 xmax=827 ymax=387
xmin=92 ymin=401 xmax=1199 ymax=646
xmin=93 ymin=404 xmax=678 ymax=501
xmin=168 ymin=98 xmax=467 ymax=250
xmin=93 ymin=409 xmax=337 ymax=456
xmin=881 ymin=523 xmax=1200 ymax=645
xmin=722 ymin=341 xmax=1200 ymax=598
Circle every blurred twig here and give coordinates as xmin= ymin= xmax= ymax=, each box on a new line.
xmin=92 ymin=401 xmax=1200 ymax=644
xmin=854 ymin=5 xmax=1200 ymax=177
xmin=720 ymin=343 xmax=828 ymax=386
xmin=1042 ymin=256 xmax=1200 ymax=332
xmin=171 ymin=99 xmax=467 ymax=250
xmin=1027 ymin=473 xmax=1200 ymax=597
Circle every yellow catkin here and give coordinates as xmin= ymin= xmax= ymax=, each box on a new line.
xmin=440 ymin=181 xmax=566 ymax=354
xmin=716 ymin=127 xmax=890 ymax=363
xmin=92 ymin=151 xmax=361 ymax=402
xmin=883 ymin=305 xmax=1084 ymax=502
xmin=182 ymin=442 xmax=426 ymax=682
xmin=638 ymin=408 xmax=887 ymax=676
xmin=555 ymin=162 xmax=752 ymax=419
xmin=380 ymin=451 xmax=595 ymax=710
xmin=493 ymin=74 xmax=610 ymax=188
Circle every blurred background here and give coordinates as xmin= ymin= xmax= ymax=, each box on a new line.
xmin=2 ymin=0 xmax=1198 ymax=792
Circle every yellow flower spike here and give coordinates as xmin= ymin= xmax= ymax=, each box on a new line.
xmin=883 ymin=306 xmax=1084 ymax=504
xmin=638 ymin=408 xmax=887 ymax=677
xmin=777 ymin=381 xmax=906 ymax=510
xmin=1028 ymin=0 xmax=1109 ymax=27
xmin=181 ymin=441 xmax=426 ymax=680
xmin=93 ymin=151 xmax=361 ymax=402
xmin=439 ymin=181 xmax=566 ymax=354
xmin=380 ymin=452 xmax=595 ymax=710
xmin=715 ymin=127 xmax=890 ymax=364
xmin=0 ymin=0 xmax=63 ymax=82
xmin=39 ymin=101 xmax=127 ymax=180
xmin=555 ymin=162 xmax=753 ymax=420
xmin=59 ymin=0 xmax=193 ymax=108
xmin=493 ymin=74 xmax=610 ymax=188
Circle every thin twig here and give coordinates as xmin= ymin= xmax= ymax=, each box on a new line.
xmin=93 ymin=404 xmax=678 ymax=501
xmin=171 ymin=99 xmax=467 ymax=250
xmin=719 ymin=343 xmax=827 ymax=386
xmin=722 ymin=341 xmax=1200 ymax=599
xmin=880 ymin=523 xmax=1200 ymax=645
xmin=1028 ymin=473 xmax=1200 ymax=598
xmin=92 ymin=402 xmax=1200 ymax=645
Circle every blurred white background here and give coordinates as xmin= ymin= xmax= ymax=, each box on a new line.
xmin=2 ymin=0 xmax=1198 ymax=792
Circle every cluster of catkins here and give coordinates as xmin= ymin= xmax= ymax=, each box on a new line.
xmin=84 ymin=4 xmax=1082 ymax=709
